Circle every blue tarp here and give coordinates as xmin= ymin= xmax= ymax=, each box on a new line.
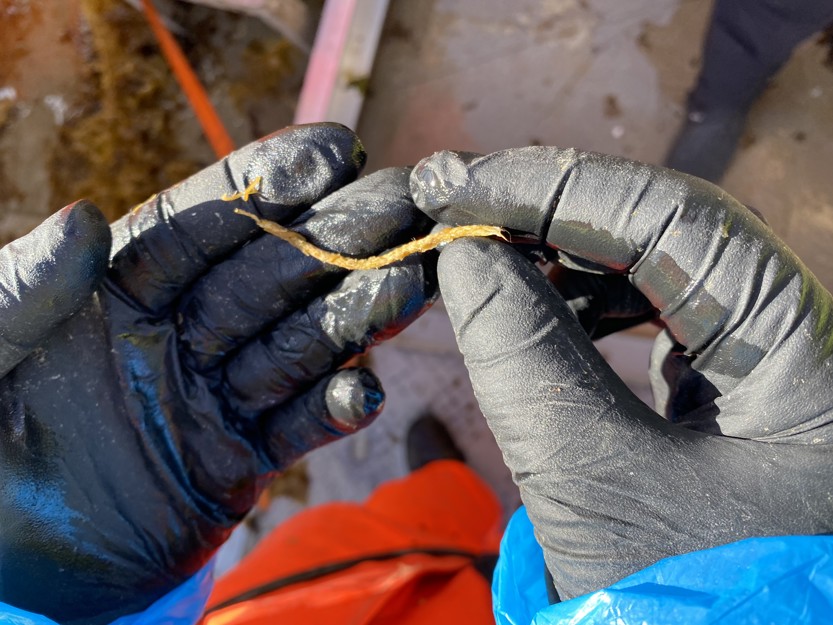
xmin=6 ymin=510 xmax=833 ymax=624
xmin=494 ymin=507 xmax=833 ymax=625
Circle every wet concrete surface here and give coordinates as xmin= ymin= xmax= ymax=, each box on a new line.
xmin=358 ymin=0 xmax=833 ymax=292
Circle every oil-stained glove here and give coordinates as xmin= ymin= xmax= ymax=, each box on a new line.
xmin=409 ymin=147 xmax=833 ymax=601
xmin=0 ymin=123 xmax=437 ymax=625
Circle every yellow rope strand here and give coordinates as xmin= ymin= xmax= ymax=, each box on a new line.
xmin=222 ymin=176 xmax=505 ymax=269
xmin=234 ymin=209 xmax=506 ymax=270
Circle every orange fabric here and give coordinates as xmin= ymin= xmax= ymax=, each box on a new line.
xmin=140 ymin=0 xmax=235 ymax=159
xmin=204 ymin=460 xmax=503 ymax=625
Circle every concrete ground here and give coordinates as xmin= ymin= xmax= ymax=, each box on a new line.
xmin=358 ymin=0 xmax=833 ymax=290
xmin=2 ymin=0 xmax=833 ymax=568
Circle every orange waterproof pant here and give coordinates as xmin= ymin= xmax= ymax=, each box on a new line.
xmin=202 ymin=460 xmax=503 ymax=625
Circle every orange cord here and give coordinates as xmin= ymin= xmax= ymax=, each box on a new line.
xmin=140 ymin=0 xmax=236 ymax=159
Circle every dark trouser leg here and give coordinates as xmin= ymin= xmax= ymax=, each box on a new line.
xmin=666 ymin=0 xmax=833 ymax=181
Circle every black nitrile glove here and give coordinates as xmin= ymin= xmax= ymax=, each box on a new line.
xmin=409 ymin=148 xmax=833 ymax=601
xmin=0 ymin=123 xmax=436 ymax=624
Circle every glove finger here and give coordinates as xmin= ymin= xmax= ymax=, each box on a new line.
xmin=178 ymin=168 xmax=432 ymax=372
xmin=413 ymin=148 xmax=833 ymax=442
xmin=223 ymin=258 xmax=436 ymax=418
xmin=0 ymin=201 xmax=111 ymax=377
xmin=257 ymin=367 xmax=383 ymax=472
xmin=109 ymin=123 xmax=365 ymax=316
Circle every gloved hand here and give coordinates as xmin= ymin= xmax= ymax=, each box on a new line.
xmin=409 ymin=148 xmax=833 ymax=601
xmin=0 ymin=123 xmax=436 ymax=624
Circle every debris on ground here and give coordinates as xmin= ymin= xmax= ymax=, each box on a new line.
xmin=0 ymin=0 xmax=305 ymax=243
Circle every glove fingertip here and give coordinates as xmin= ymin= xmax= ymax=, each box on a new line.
xmin=247 ymin=123 xmax=367 ymax=207
xmin=61 ymin=200 xmax=112 ymax=287
xmin=325 ymin=367 xmax=385 ymax=430
xmin=259 ymin=367 xmax=384 ymax=472
xmin=410 ymin=150 xmax=470 ymax=219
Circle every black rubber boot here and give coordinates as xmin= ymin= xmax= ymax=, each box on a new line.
xmin=665 ymin=107 xmax=747 ymax=183
xmin=406 ymin=415 xmax=465 ymax=471
xmin=665 ymin=0 xmax=833 ymax=182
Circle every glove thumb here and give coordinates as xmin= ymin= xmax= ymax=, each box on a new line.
xmin=439 ymin=238 xmax=678 ymax=595
xmin=439 ymin=237 xmax=655 ymax=467
xmin=0 ymin=200 xmax=111 ymax=377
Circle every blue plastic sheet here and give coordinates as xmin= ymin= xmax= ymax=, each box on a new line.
xmin=494 ymin=507 xmax=833 ymax=625
xmin=8 ymin=513 xmax=833 ymax=625
xmin=0 ymin=561 xmax=213 ymax=625
xmin=493 ymin=505 xmax=549 ymax=625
